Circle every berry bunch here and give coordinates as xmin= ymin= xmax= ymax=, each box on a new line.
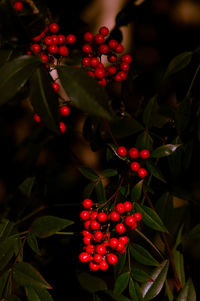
xmin=81 ymin=26 xmax=132 ymax=86
xmin=79 ymin=198 xmax=142 ymax=271
xmin=117 ymin=146 xmax=150 ymax=178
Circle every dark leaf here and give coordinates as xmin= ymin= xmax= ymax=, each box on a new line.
xmin=136 ymin=131 xmax=153 ymax=150
xmin=129 ymin=244 xmax=159 ymax=267
xmin=173 ymin=225 xmax=185 ymax=287
xmin=174 ymin=97 xmax=191 ymax=133
xmin=155 ymin=192 xmax=173 ymax=229
xmin=114 ymin=252 xmax=127 ymax=276
xmin=0 ymin=270 xmax=9 ymax=298
xmin=113 ymin=272 xmax=130 ymax=298
xmin=163 ymin=52 xmax=193 ymax=78
xmin=102 ymin=169 xmax=118 ymax=177
xmin=110 ymin=117 xmax=144 ymax=138
xmin=77 ymin=272 xmax=107 ymax=293
xmin=143 ymin=95 xmax=158 ymax=129
xmin=95 ymin=180 xmax=106 ymax=203
xmin=7 ymin=296 xmax=21 ymax=301
xmin=141 ymin=260 xmax=169 ymax=300
xmin=83 ymin=182 xmax=96 ymax=198
xmin=131 ymin=180 xmax=144 ymax=201
xmin=18 ymin=177 xmax=35 ymax=198
xmin=26 ymin=286 xmax=54 ymax=301
xmin=165 ymin=280 xmax=174 ymax=301
xmin=187 ymin=224 xmax=200 ymax=239
xmin=26 ymin=287 xmax=40 ymax=301
xmin=146 ymin=160 xmax=167 ymax=183
xmin=27 ymin=232 xmax=41 ymax=255
xmin=0 ymin=237 xmax=17 ymax=270
xmin=132 ymin=268 xmax=151 ymax=283
xmin=31 ymin=216 xmax=74 ymax=238
xmin=0 ymin=218 xmax=14 ymax=240
xmin=176 ymin=279 xmax=196 ymax=301
xmin=129 ymin=278 xmax=144 ymax=301
xmin=151 ymin=144 xmax=181 ymax=158
xmin=79 ymin=166 xmax=99 ymax=180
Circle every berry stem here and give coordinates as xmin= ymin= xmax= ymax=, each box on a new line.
xmin=24 ymin=0 xmax=39 ymax=14
xmin=104 ymin=120 xmax=119 ymax=147
xmin=55 ymin=232 xmax=74 ymax=235
xmin=113 ymin=177 xmax=124 ymax=209
xmin=15 ymin=205 xmax=46 ymax=225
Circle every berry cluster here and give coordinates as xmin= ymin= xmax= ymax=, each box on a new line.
xmin=117 ymin=146 xmax=150 ymax=178
xmin=79 ymin=198 xmax=142 ymax=271
xmin=81 ymin=26 xmax=132 ymax=86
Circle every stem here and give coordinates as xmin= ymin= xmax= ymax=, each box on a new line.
xmin=186 ymin=64 xmax=200 ymax=98
xmin=25 ymin=0 xmax=39 ymax=13
xmin=10 ymin=230 xmax=30 ymax=238
xmin=55 ymin=232 xmax=74 ymax=235
xmin=15 ymin=205 xmax=46 ymax=225
xmin=104 ymin=120 xmax=119 ymax=147
xmin=113 ymin=177 xmax=124 ymax=208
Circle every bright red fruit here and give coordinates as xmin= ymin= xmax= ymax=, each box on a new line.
xmin=119 ymin=236 xmax=129 ymax=245
xmin=84 ymin=220 xmax=91 ymax=229
xmin=130 ymin=162 xmax=140 ymax=172
xmin=115 ymin=44 xmax=124 ymax=53
xmin=82 ymin=44 xmax=92 ymax=53
xmin=31 ymin=44 xmax=41 ymax=53
xmin=93 ymin=254 xmax=103 ymax=263
xmin=44 ymin=36 xmax=53 ymax=46
xmin=96 ymin=245 xmax=107 ymax=255
xmin=94 ymin=231 xmax=103 ymax=241
xmin=59 ymin=106 xmax=70 ymax=117
xmin=82 ymin=57 xmax=90 ymax=66
xmin=109 ymin=211 xmax=120 ymax=222
xmin=13 ymin=1 xmax=23 ymax=11
xmin=33 ymin=114 xmax=40 ymax=123
xmin=117 ymin=146 xmax=127 ymax=157
xmin=116 ymin=203 xmax=125 ymax=214
xmin=108 ymin=55 xmax=117 ymax=63
xmin=83 ymin=32 xmax=94 ymax=42
xmin=51 ymin=35 xmax=58 ymax=44
xmin=128 ymin=147 xmax=139 ymax=159
xmin=66 ymin=34 xmax=76 ymax=44
xmin=124 ymin=215 xmax=136 ymax=227
xmin=140 ymin=149 xmax=150 ymax=159
xmin=99 ymin=260 xmax=109 ymax=270
xmin=124 ymin=201 xmax=133 ymax=212
xmin=106 ymin=253 xmax=118 ymax=265
xmin=108 ymin=40 xmax=118 ymax=49
xmin=99 ymin=26 xmax=109 ymax=36
xmin=99 ymin=44 xmax=109 ymax=54
xmin=90 ymin=220 xmax=100 ymax=230
xmin=107 ymin=66 xmax=117 ymax=75
xmin=134 ymin=212 xmax=142 ymax=221
xmin=89 ymin=262 xmax=99 ymax=271
xmin=120 ymin=62 xmax=130 ymax=72
xmin=85 ymin=244 xmax=95 ymax=254
xmin=59 ymin=122 xmax=66 ymax=133
xmin=116 ymin=242 xmax=125 ymax=252
xmin=109 ymin=238 xmax=118 ymax=249
xmin=40 ymin=54 xmax=49 ymax=63
xmin=115 ymin=223 xmax=126 ymax=234
xmin=90 ymin=57 xmax=99 ymax=67
xmin=82 ymin=198 xmax=93 ymax=209
xmin=90 ymin=211 xmax=98 ymax=220
xmin=59 ymin=46 xmax=69 ymax=56
xmin=52 ymin=82 xmax=60 ymax=92
xmin=58 ymin=35 xmax=66 ymax=44
xmin=83 ymin=235 xmax=92 ymax=245
xmin=95 ymin=68 xmax=105 ymax=79
xmin=48 ymin=45 xmax=58 ymax=54
xmin=121 ymin=54 xmax=132 ymax=64
xmin=94 ymin=34 xmax=104 ymax=44
xmin=79 ymin=252 xmax=90 ymax=263
xmin=137 ymin=168 xmax=148 ymax=178
xmin=49 ymin=23 xmax=59 ymax=33
xmin=97 ymin=212 xmax=107 ymax=223
xmin=80 ymin=210 xmax=90 ymax=220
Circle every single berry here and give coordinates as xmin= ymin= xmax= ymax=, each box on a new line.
xmin=117 ymin=146 xmax=127 ymax=157
xmin=58 ymin=35 xmax=66 ymax=44
xmin=33 ymin=113 xmax=40 ymax=123
xmin=83 ymin=235 xmax=92 ymax=245
xmin=59 ymin=46 xmax=69 ymax=56
xmin=99 ymin=44 xmax=109 ymax=54
xmin=119 ymin=236 xmax=129 ymax=245
xmin=108 ymin=39 xmax=118 ymax=49
xmin=40 ymin=54 xmax=49 ymax=63
xmin=88 ymin=71 xmax=95 ymax=77
xmin=82 ymin=198 xmax=93 ymax=209
xmin=27 ymin=51 xmax=32 ymax=55
xmin=137 ymin=168 xmax=147 ymax=179
xmin=121 ymin=54 xmax=132 ymax=64
xmin=80 ymin=210 xmax=90 ymax=220
xmin=90 ymin=220 xmax=100 ymax=230
xmin=116 ymin=242 xmax=125 ymax=252
xmin=109 ymin=211 xmax=120 ymax=222
xmin=90 ymin=211 xmax=98 ymax=220
xmin=124 ymin=215 xmax=136 ymax=227
xmin=140 ymin=149 xmax=150 ymax=159
xmin=117 ymin=71 xmax=127 ymax=81
xmin=116 ymin=203 xmax=125 ymax=215
xmin=115 ymin=223 xmax=126 ymax=234
xmin=31 ymin=44 xmax=41 ymax=54
xmin=60 ymin=121 xmax=66 ymax=133
xmin=83 ymin=32 xmax=94 ymax=42
xmin=82 ymin=230 xmax=90 ymax=236
xmin=59 ymin=105 xmax=70 ymax=117
xmin=89 ymin=262 xmax=99 ymax=271
xmin=99 ymin=26 xmax=109 ymax=36
xmin=108 ymin=54 xmax=117 ymax=63
xmin=99 ymin=260 xmax=109 ymax=270
xmin=106 ymin=253 xmax=118 ymax=265
xmin=79 ymin=252 xmax=90 ymax=263
xmin=82 ymin=57 xmax=90 ymax=66
xmin=66 ymin=34 xmax=76 ymax=44
xmin=128 ymin=147 xmax=139 ymax=159
xmin=51 ymin=35 xmax=59 ymax=44
xmin=107 ymin=66 xmax=117 ymax=75
xmin=32 ymin=34 xmax=42 ymax=42
xmin=109 ymin=238 xmax=119 ymax=249
xmin=94 ymin=230 xmax=103 ymax=241
xmin=94 ymin=34 xmax=104 ymax=44
xmin=120 ymin=62 xmax=130 ymax=72
xmin=131 ymin=221 xmax=137 ymax=230
xmin=115 ymin=44 xmax=124 ymax=53
xmin=96 ymin=245 xmax=107 ymax=255
xmin=52 ymin=82 xmax=60 ymax=92
xmin=97 ymin=212 xmax=107 ymax=223
xmin=44 ymin=36 xmax=53 ymax=46
xmin=90 ymin=57 xmax=99 ymax=67
xmin=130 ymin=161 xmax=140 ymax=172
xmin=48 ymin=45 xmax=58 ymax=54
xmin=134 ymin=212 xmax=142 ymax=221
xmin=13 ymin=1 xmax=23 ymax=11
xmin=85 ymin=244 xmax=95 ymax=254
xmin=49 ymin=23 xmax=59 ymax=33
xmin=124 ymin=201 xmax=133 ymax=212
xmin=114 ymin=73 xmax=123 ymax=82
xmin=98 ymin=78 xmax=107 ymax=87
xmin=84 ymin=220 xmax=91 ymax=229
xmin=82 ymin=44 xmax=92 ymax=53
xmin=93 ymin=254 xmax=103 ymax=264
xmin=95 ymin=68 xmax=105 ymax=79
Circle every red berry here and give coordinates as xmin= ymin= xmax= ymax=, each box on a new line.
xmin=95 ymin=68 xmax=105 ymax=79
xmin=99 ymin=26 xmax=109 ymax=36
xmin=32 ymin=34 xmax=42 ymax=42
xmin=120 ymin=247 xmax=126 ymax=254
xmin=119 ymin=236 xmax=129 ymax=245
xmin=121 ymin=54 xmax=132 ymax=64
xmin=108 ymin=55 xmax=117 ymax=63
xmin=27 ymin=51 xmax=32 ymax=55
xmin=48 ymin=45 xmax=58 ymax=54
xmin=58 ymin=35 xmax=66 ymax=44
xmin=82 ymin=57 xmax=90 ymax=66
xmin=93 ymin=254 xmax=103 ymax=264
xmin=59 ymin=46 xmax=69 ymax=56
xmin=115 ymin=44 xmax=124 ymax=53
xmin=124 ymin=215 xmax=136 ymax=227
xmin=82 ymin=198 xmax=93 ymax=209
xmin=130 ymin=162 xmax=140 ymax=172
xmin=89 ymin=262 xmax=99 ymax=271
xmin=109 ymin=211 xmax=120 ymax=222
xmin=98 ymin=78 xmax=107 ymax=87
xmin=124 ymin=201 xmax=133 ymax=212
xmin=33 ymin=113 xmax=40 ymax=123
xmin=108 ymin=39 xmax=118 ymax=49
xmin=60 ymin=121 xmax=66 ymax=133
xmin=117 ymin=146 xmax=127 ymax=157
xmin=94 ymin=230 xmax=103 ymax=241
xmin=79 ymin=252 xmax=90 ymax=263
xmin=97 ymin=212 xmax=107 ymax=223
xmin=96 ymin=245 xmax=107 ymax=255
xmin=114 ymin=73 xmax=122 ymax=82
xmin=106 ymin=253 xmax=118 ymax=265
xmin=115 ymin=223 xmax=126 ymax=234
xmin=94 ymin=34 xmax=104 ymax=44
xmin=116 ymin=203 xmax=125 ymax=215
xmin=80 ymin=210 xmax=90 ymax=220
xmin=85 ymin=244 xmax=95 ymax=254
xmin=107 ymin=66 xmax=117 ymax=75
xmin=90 ymin=57 xmax=99 ymax=67
xmin=131 ymin=221 xmax=137 ymax=229
xmin=99 ymin=260 xmax=109 ymax=270
xmin=117 ymin=71 xmax=127 ymax=81
xmin=83 ymin=32 xmax=94 ymax=42
xmin=44 ymin=36 xmax=53 ymax=46
xmin=140 ymin=149 xmax=150 ymax=159
xmin=82 ymin=230 xmax=90 ymax=236
xmin=49 ymin=23 xmax=59 ymax=33
xmin=66 ymin=34 xmax=76 ymax=44
xmin=31 ymin=44 xmax=41 ymax=54
xmin=82 ymin=44 xmax=92 ymax=53
xmin=83 ymin=235 xmax=92 ymax=245
xmin=88 ymin=71 xmax=95 ymax=77
xmin=128 ymin=147 xmax=139 ymax=159
xmin=134 ymin=212 xmax=142 ymax=221
xmin=13 ymin=1 xmax=23 ymax=11
xmin=51 ymin=35 xmax=58 ymax=44
xmin=90 ymin=220 xmax=100 ymax=230
xmin=103 ymin=240 xmax=109 ymax=247
xmin=99 ymin=44 xmax=109 ymax=54
xmin=59 ymin=105 xmax=70 ymax=117
xmin=120 ymin=62 xmax=130 ymax=72
xmin=84 ymin=220 xmax=91 ymax=229
xmin=109 ymin=238 xmax=119 ymax=249
xmin=137 ymin=168 xmax=147 ymax=179
xmin=52 ymin=82 xmax=60 ymax=92
xmin=90 ymin=211 xmax=98 ymax=220
xmin=40 ymin=54 xmax=49 ymax=63
xmin=116 ymin=242 xmax=125 ymax=252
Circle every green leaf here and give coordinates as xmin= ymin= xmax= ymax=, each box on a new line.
xmin=136 ymin=131 xmax=153 ymax=150
xmin=135 ymin=203 xmax=168 ymax=232
xmin=132 ymin=268 xmax=151 ymax=283
xmin=35 ymin=288 xmax=54 ymax=301
xmin=174 ymin=97 xmax=191 ymax=133
xmin=151 ymin=144 xmax=181 ymax=158
xmin=27 ymin=233 xmax=41 ymax=255
xmin=155 ymin=192 xmax=173 ymax=230
xmin=113 ymin=272 xmax=130 ymax=298
xmin=30 ymin=67 xmax=60 ymax=134
xmin=146 ymin=160 xmax=167 ymax=183
xmin=19 ymin=177 xmax=35 ymax=198
xmin=129 ymin=244 xmax=159 ymax=267
xmin=173 ymin=225 xmax=185 ymax=286
xmin=110 ymin=117 xmax=144 ymax=138
xmin=13 ymin=262 xmax=52 ymax=289
xmin=165 ymin=280 xmax=174 ymax=301
xmin=0 ymin=55 xmax=41 ymax=106
xmin=116 ymin=295 xmax=131 ymax=301
xmin=141 ymin=260 xmax=169 ymax=300
xmin=102 ymin=169 xmax=118 ymax=177
xmin=176 ymin=279 xmax=196 ymax=301
xmin=83 ymin=182 xmax=96 ymax=198
xmin=131 ymin=180 xmax=144 ymax=201
xmin=0 ymin=218 xmax=14 ymax=240
xmin=77 ymin=272 xmax=107 ymax=293
xmin=26 ymin=287 xmax=40 ymax=301
xmin=114 ymin=252 xmax=127 ymax=276
xmin=187 ymin=224 xmax=200 ymax=239
xmin=79 ymin=166 xmax=99 ymax=180
xmin=31 ymin=216 xmax=74 ymax=238
xmin=0 ymin=270 xmax=9 ymax=298
xmin=7 ymin=296 xmax=21 ymax=301
xmin=57 ymin=65 xmax=112 ymax=120
xmin=95 ymin=180 xmax=106 ymax=203
xmin=0 ymin=237 xmax=17 ymax=270
xmin=163 ymin=52 xmax=193 ymax=78
xmin=129 ymin=278 xmax=144 ymax=301
xmin=143 ymin=95 xmax=158 ymax=129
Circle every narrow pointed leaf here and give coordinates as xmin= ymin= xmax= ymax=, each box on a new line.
xmin=31 ymin=216 xmax=74 ymax=238
xmin=187 ymin=224 xmax=200 ymax=239
xmin=136 ymin=131 xmax=153 ymax=150
xmin=176 ymin=279 xmax=196 ymax=301
xmin=0 ymin=270 xmax=10 ymax=298
xmin=26 ymin=287 xmax=40 ymax=301
xmin=129 ymin=278 xmax=144 ymax=301
xmin=129 ymin=244 xmax=159 ymax=267
xmin=155 ymin=192 xmax=173 ymax=229
xmin=27 ymin=232 xmax=41 ymax=255
xmin=13 ymin=262 xmax=52 ymax=289
xmin=173 ymin=225 xmax=185 ymax=286
xmin=151 ymin=144 xmax=181 ymax=158
xmin=35 ymin=288 xmax=54 ymax=301
xmin=95 ymin=180 xmax=106 ymax=203
xmin=135 ymin=203 xmax=168 ymax=232
xmin=0 ymin=218 xmax=14 ymax=239
xmin=141 ymin=260 xmax=169 ymax=300
xmin=57 ymin=65 xmax=112 ymax=120
xmin=146 ymin=160 xmax=167 ymax=183
xmin=143 ymin=95 xmax=158 ymax=129
xmin=102 ymin=169 xmax=118 ymax=177
xmin=114 ymin=252 xmax=127 ymax=275
xmin=19 ymin=177 xmax=35 ymax=198
xmin=0 ymin=237 xmax=17 ymax=269
xmin=79 ymin=166 xmax=99 ymax=180
xmin=131 ymin=180 xmax=144 ymax=201
xmin=165 ymin=280 xmax=174 ymax=301
xmin=113 ymin=272 xmax=130 ymax=297
xmin=110 ymin=117 xmax=144 ymax=138
xmin=163 ymin=52 xmax=193 ymax=78
xmin=77 ymin=272 xmax=107 ymax=293
xmin=132 ymin=268 xmax=152 ymax=283
xmin=83 ymin=182 xmax=96 ymax=198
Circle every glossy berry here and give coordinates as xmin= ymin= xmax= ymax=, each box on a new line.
xmin=119 ymin=236 xmax=129 ymax=245
xmin=59 ymin=46 xmax=69 ymax=56
xmin=49 ymin=23 xmax=59 ymax=33
xmin=82 ymin=57 xmax=90 ymax=66
xmin=83 ymin=32 xmax=94 ymax=42
xmin=134 ymin=212 xmax=142 ymax=221
xmin=52 ymin=82 xmax=60 ymax=92
xmin=106 ymin=253 xmax=118 ymax=265
xmin=82 ymin=44 xmax=92 ymax=53
xmin=33 ymin=114 xmax=40 ymax=123
xmin=99 ymin=44 xmax=109 ymax=54
xmin=82 ymin=230 xmax=90 ymax=236
xmin=107 ymin=66 xmax=117 ymax=75
xmin=140 ymin=149 xmax=150 ymax=159
xmin=93 ymin=254 xmax=103 ymax=264
xmin=120 ymin=62 xmax=130 ymax=72
xmin=66 ymin=34 xmax=76 ymax=44
xmin=115 ymin=44 xmax=124 ymax=53
xmin=48 ymin=45 xmax=58 ymax=54
xmin=99 ymin=260 xmax=109 ymax=270
xmin=58 ymin=35 xmax=66 ymax=44
xmin=59 ymin=105 xmax=70 ymax=117
xmin=83 ymin=235 xmax=92 ymax=245
xmin=138 ymin=168 xmax=148 ymax=179
xmin=115 ymin=223 xmax=126 ymax=234
xmin=94 ymin=230 xmax=103 ymax=241
xmin=130 ymin=161 xmax=140 ymax=172
xmin=90 ymin=57 xmax=99 ymax=67
xmin=98 ymin=78 xmax=107 ymax=87
xmin=95 ymin=68 xmax=105 ymax=79
xmin=109 ymin=211 xmax=120 ymax=222
xmin=124 ymin=215 xmax=136 ymax=227
xmin=96 ymin=244 xmax=107 ymax=255
xmin=116 ymin=242 xmax=125 ymax=252
xmin=59 ymin=121 xmax=66 ymax=133
xmin=117 ymin=71 xmax=127 ymax=81
xmin=80 ymin=210 xmax=90 ymax=221
xmin=31 ymin=44 xmax=41 ymax=54
xmin=89 ymin=262 xmax=99 ymax=271
xmin=97 ymin=212 xmax=107 ymax=223
xmin=109 ymin=238 xmax=119 ymax=249
xmin=94 ymin=34 xmax=104 ymax=44
xmin=88 ymin=71 xmax=95 ymax=77
xmin=84 ymin=220 xmax=91 ymax=229
xmin=128 ymin=147 xmax=139 ymax=159
xmin=108 ymin=55 xmax=117 ymax=63
xmin=51 ymin=35 xmax=58 ymax=44
xmin=44 ymin=36 xmax=53 ymax=46
xmin=116 ymin=203 xmax=125 ymax=215
xmin=82 ymin=198 xmax=93 ymax=209
xmin=40 ymin=54 xmax=49 ymax=63
xmin=124 ymin=201 xmax=133 ymax=212
xmin=117 ymin=146 xmax=127 ymax=157
xmin=131 ymin=221 xmax=137 ymax=229
xmin=85 ymin=244 xmax=95 ymax=254
xmin=13 ymin=1 xmax=23 ymax=11
xmin=121 ymin=54 xmax=132 ymax=64
xmin=108 ymin=39 xmax=118 ymax=49
xmin=90 ymin=220 xmax=100 ymax=230
xmin=79 ymin=252 xmax=90 ymax=263
xmin=99 ymin=26 xmax=109 ymax=36
xmin=90 ymin=211 xmax=98 ymax=220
